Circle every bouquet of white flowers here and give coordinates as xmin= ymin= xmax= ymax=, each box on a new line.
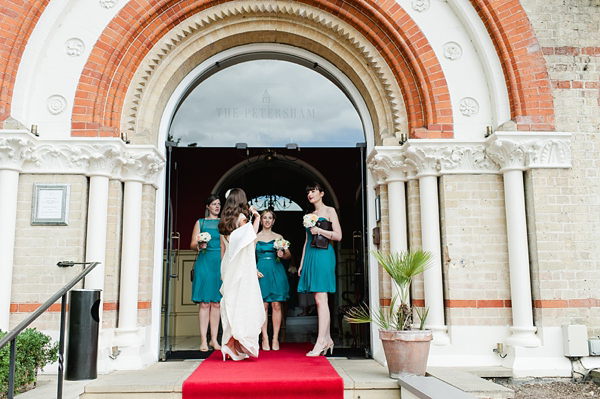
xmin=303 ymin=213 xmax=319 ymax=228
xmin=196 ymin=232 xmax=211 ymax=253
xmin=197 ymin=232 xmax=211 ymax=242
xmin=273 ymin=238 xmax=290 ymax=251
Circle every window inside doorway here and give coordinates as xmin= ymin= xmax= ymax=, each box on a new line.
xmin=169 ymin=59 xmax=364 ymax=147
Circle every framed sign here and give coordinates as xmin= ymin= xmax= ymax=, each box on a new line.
xmin=32 ymin=184 xmax=70 ymax=225
xmin=375 ymin=195 xmax=381 ymax=222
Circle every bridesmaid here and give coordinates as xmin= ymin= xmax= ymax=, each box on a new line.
xmin=255 ymin=210 xmax=291 ymax=351
xmin=190 ymin=194 xmax=222 ymax=352
xmin=298 ymin=182 xmax=342 ymax=357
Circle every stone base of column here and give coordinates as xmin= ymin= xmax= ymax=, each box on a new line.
xmin=113 ymin=327 xmax=143 ymax=347
xmin=110 ymin=327 xmax=148 ymax=370
xmin=428 ymin=324 xmax=451 ymax=346
xmin=501 ymin=346 xmax=570 ymax=378
xmin=506 ymin=326 xmax=541 ymax=348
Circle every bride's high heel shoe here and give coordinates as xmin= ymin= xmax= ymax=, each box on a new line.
xmin=221 ymin=345 xmax=248 ymax=361
xmin=306 ymin=342 xmax=327 ymax=357
xmin=326 ymin=342 xmax=334 ymax=355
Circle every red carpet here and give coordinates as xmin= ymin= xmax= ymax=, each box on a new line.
xmin=182 ymin=342 xmax=343 ymax=399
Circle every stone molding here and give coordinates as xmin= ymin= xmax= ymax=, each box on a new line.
xmin=0 ymin=132 xmax=164 ymax=187
xmin=367 ymin=132 xmax=572 ymax=181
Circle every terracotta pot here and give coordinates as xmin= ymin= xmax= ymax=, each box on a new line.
xmin=379 ymin=329 xmax=433 ymax=378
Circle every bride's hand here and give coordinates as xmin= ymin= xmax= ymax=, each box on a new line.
xmin=257 ymin=270 xmax=264 ymax=279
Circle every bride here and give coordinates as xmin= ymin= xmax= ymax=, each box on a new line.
xmin=218 ymin=188 xmax=265 ymax=360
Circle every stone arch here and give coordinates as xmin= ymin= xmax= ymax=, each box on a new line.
xmin=70 ymin=0 xmax=453 ymax=142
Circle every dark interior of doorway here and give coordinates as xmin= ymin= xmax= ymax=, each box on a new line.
xmin=164 ymin=146 xmax=369 ymax=359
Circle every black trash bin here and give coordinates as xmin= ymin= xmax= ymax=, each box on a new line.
xmin=65 ymin=289 xmax=101 ymax=380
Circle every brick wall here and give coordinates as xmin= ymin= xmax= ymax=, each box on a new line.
xmin=522 ymin=0 xmax=600 ymax=335
xmin=439 ymin=174 xmax=512 ymax=326
xmin=10 ymin=174 xmax=87 ymax=330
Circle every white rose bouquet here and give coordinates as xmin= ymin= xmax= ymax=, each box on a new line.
xmin=303 ymin=213 xmax=319 ymax=228
xmin=196 ymin=232 xmax=211 ymax=253
xmin=273 ymin=238 xmax=290 ymax=251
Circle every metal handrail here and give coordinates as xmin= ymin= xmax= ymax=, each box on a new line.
xmin=0 ymin=261 xmax=100 ymax=399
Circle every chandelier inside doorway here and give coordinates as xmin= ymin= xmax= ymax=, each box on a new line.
xmin=249 ymin=194 xmax=302 ymax=212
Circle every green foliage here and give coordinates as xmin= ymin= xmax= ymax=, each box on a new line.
xmin=344 ymin=248 xmax=433 ymax=331
xmin=0 ymin=328 xmax=59 ymax=397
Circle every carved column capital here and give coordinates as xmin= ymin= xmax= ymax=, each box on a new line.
xmin=118 ymin=150 xmax=164 ymax=186
xmin=0 ymin=135 xmax=36 ymax=172
xmin=404 ymin=145 xmax=441 ymax=177
xmin=367 ymin=148 xmax=408 ymax=187
xmin=487 ymin=132 xmax=571 ymax=172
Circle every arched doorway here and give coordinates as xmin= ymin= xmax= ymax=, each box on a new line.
xmin=160 ymin=55 xmax=370 ymax=360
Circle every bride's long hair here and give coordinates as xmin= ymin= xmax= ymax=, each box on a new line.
xmin=218 ymin=188 xmax=251 ymax=236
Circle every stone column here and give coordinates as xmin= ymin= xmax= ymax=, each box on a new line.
xmin=488 ymin=139 xmax=540 ymax=347
xmin=405 ymin=146 xmax=450 ymax=345
xmin=112 ymin=158 xmax=146 ymax=367
xmin=0 ymin=136 xmax=33 ymax=330
xmin=83 ymin=147 xmax=121 ymax=298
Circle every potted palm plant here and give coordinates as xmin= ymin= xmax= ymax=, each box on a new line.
xmin=344 ymin=248 xmax=433 ymax=378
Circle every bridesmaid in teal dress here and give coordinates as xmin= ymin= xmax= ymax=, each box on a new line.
xmin=190 ymin=194 xmax=222 ymax=352
xmin=298 ymin=182 xmax=342 ymax=357
xmin=255 ymin=210 xmax=291 ymax=351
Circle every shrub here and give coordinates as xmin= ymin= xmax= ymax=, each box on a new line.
xmin=0 ymin=328 xmax=58 ymax=398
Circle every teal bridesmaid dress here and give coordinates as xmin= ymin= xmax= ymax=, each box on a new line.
xmin=298 ymin=217 xmax=336 ymax=293
xmin=256 ymin=240 xmax=290 ymax=302
xmin=191 ymin=218 xmax=222 ymax=303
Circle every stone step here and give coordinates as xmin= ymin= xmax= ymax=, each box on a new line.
xmin=427 ymin=367 xmax=515 ymax=399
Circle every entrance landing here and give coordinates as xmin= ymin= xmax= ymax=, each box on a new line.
xmin=17 ymin=360 xmax=514 ymax=399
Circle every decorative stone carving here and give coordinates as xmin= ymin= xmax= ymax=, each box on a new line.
xmin=459 ymin=97 xmax=479 ymax=117
xmin=66 ymin=38 xmax=85 ymax=57
xmin=404 ymin=146 xmax=441 ymax=177
xmin=99 ymin=0 xmax=118 ymax=9
xmin=411 ymin=0 xmax=430 ymax=12
xmin=438 ymin=145 xmax=498 ymax=173
xmin=368 ymin=151 xmax=408 ymax=186
xmin=0 ymin=133 xmax=165 ymax=185
xmin=46 ymin=95 xmax=67 ymax=115
xmin=118 ymin=152 xmax=164 ymax=185
xmin=443 ymin=42 xmax=462 ymax=61
xmin=487 ymin=135 xmax=572 ymax=171
xmin=0 ymin=137 xmax=35 ymax=171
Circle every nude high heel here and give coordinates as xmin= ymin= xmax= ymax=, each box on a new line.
xmin=221 ymin=345 xmax=248 ymax=361
xmin=306 ymin=342 xmax=327 ymax=357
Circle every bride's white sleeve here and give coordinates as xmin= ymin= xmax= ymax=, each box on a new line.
xmin=236 ymin=213 xmax=247 ymax=228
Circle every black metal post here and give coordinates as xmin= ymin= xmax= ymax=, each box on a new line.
xmin=57 ymin=293 xmax=67 ymax=399
xmin=8 ymin=338 xmax=16 ymax=399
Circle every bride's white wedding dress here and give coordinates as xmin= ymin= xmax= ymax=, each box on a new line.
xmin=220 ymin=215 xmax=266 ymax=357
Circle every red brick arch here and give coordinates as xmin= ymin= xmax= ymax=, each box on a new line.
xmin=70 ymin=0 xmax=453 ymax=139
xmin=471 ymin=0 xmax=555 ymax=131
xmin=0 ymin=0 xmax=50 ymax=121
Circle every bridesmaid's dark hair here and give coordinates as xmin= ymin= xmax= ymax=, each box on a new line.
xmin=218 ymin=188 xmax=251 ymax=236
xmin=204 ymin=194 xmax=219 ymax=207
xmin=305 ymin=182 xmax=325 ymax=213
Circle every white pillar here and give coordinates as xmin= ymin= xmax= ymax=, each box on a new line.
xmin=84 ymin=175 xmax=110 ymax=291
xmin=113 ymin=179 xmax=144 ymax=355
xmin=418 ymin=174 xmax=450 ymax=345
xmin=0 ymin=169 xmax=20 ymax=330
xmin=502 ymin=169 xmax=540 ymax=347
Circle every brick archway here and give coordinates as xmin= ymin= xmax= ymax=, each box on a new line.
xmin=70 ymin=0 xmax=452 ymax=143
